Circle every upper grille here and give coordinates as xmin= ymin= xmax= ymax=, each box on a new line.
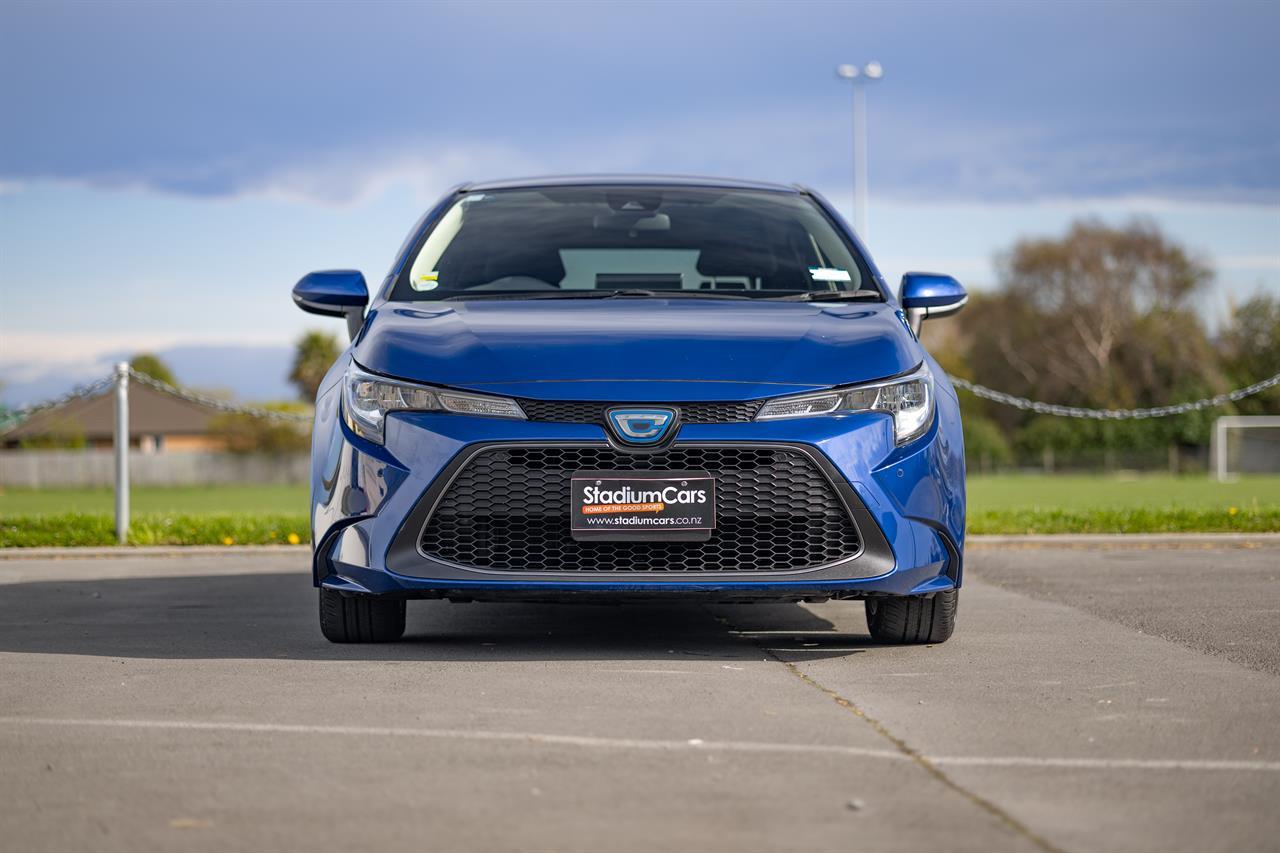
xmin=518 ymin=399 xmax=764 ymax=424
xmin=419 ymin=445 xmax=861 ymax=573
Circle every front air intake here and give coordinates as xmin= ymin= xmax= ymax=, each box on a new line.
xmin=418 ymin=444 xmax=863 ymax=573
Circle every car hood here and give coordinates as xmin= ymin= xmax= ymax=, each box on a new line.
xmin=353 ymin=299 xmax=922 ymax=401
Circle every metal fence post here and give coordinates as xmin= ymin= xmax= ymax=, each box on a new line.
xmin=1212 ymin=416 xmax=1226 ymax=483
xmin=114 ymin=362 xmax=130 ymax=543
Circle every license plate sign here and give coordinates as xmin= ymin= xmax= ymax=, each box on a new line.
xmin=570 ymin=471 xmax=715 ymax=542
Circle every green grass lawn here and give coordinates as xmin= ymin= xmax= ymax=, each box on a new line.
xmin=1 ymin=475 xmax=1278 ymax=546
xmin=968 ymin=474 xmax=1280 ymax=512
xmin=0 ymin=484 xmax=310 ymax=548
xmin=0 ymin=484 xmax=308 ymax=516
xmin=966 ymin=474 xmax=1280 ymax=534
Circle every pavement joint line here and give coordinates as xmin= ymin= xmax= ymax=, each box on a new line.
xmin=0 ymin=717 xmax=1275 ymax=773
xmin=770 ymin=660 xmax=1068 ymax=853
xmin=705 ymin=606 xmax=1068 ymax=853
xmin=0 ymin=717 xmax=904 ymax=762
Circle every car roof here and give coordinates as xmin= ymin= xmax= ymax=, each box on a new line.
xmin=465 ymin=174 xmax=802 ymax=194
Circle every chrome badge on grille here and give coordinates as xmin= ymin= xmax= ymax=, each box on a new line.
xmin=605 ymin=407 xmax=678 ymax=446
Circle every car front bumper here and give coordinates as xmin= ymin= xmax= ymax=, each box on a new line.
xmin=308 ymin=384 xmax=966 ymax=601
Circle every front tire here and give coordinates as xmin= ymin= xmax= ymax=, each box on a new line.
xmin=319 ymin=588 xmax=406 ymax=643
xmin=866 ymin=590 xmax=957 ymax=644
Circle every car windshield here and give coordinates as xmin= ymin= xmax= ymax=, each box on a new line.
xmin=392 ymin=185 xmax=876 ymax=300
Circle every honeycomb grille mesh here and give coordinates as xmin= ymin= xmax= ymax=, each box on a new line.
xmin=419 ymin=445 xmax=861 ymax=573
xmin=518 ymin=400 xmax=763 ymax=424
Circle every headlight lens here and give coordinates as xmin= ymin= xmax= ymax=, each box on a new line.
xmin=755 ymin=364 xmax=934 ymax=445
xmin=342 ymin=364 xmax=524 ymax=443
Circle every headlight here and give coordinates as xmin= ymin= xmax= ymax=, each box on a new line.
xmin=755 ymin=364 xmax=935 ymax=445
xmin=342 ymin=363 xmax=525 ymax=443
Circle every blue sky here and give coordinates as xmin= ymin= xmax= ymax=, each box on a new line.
xmin=2 ymin=0 xmax=1278 ymax=403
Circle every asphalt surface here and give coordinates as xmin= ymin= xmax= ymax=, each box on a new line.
xmin=1 ymin=543 xmax=1277 ymax=853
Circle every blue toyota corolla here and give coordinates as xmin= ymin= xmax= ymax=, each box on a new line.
xmin=292 ymin=176 xmax=968 ymax=644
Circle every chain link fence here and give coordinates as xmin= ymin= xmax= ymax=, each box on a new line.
xmin=0 ymin=367 xmax=310 ymax=433
xmin=5 ymin=367 xmax=1277 ymax=432
xmin=949 ymin=371 xmax=1280 ymax=420
xmin=0 ymin=376 xmax=117 ymax=432
xmin=3 ymin=361 xmax=1278 ymax=539
xmin=949 ymin=371 xmax=1280 ymax=475
xmin=123 ymin=369 xmax=311 ymax=423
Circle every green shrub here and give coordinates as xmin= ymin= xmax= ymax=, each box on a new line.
xmin=963 ymin=415 xmax=1012 ymax=472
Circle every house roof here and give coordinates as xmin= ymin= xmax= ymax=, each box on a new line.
xmin=2 ymin=383 xmax=226 ymax=441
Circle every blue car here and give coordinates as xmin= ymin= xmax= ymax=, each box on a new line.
xmin=292 ymin=176 xmax=968 ymax=644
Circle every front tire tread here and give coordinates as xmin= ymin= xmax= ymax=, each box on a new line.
xmin=866 ymin=589 xmax=957 ymax=644
xmin=319 ymin=588 xmax=406 ymax=643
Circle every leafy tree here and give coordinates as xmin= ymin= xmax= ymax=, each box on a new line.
xmin=962 ymin=414 xmax=1012 ymax=472
xmin=209 ymin=403 xmax=311 ymax=454
xmin=289 ymin=331 xmax=341 ymax=402
xmin=986 ymin=218 xmax=1218 ymax=407
xmin=1218 ymin=294 xmax=1280 ymax=415
xmin=131 ymin=353 xmax=178 ymax=387
xmin=0 ymin=381 xmax=14 ymax=432
xmin=946 ymin=219 xmax=1225 ymax=454
xmin=1015 ymin=416 xmax=1094 ymax=455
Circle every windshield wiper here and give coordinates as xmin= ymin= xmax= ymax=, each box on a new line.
xmin=442 ymin=291 xmax=611 ymax=301
xmin=442 ymin=289 xmax=749 ymax=301
xmin=773 ymin=289 xmax=884 ymax=302
xmin=603 ymin=289 xmax=749 ymax=300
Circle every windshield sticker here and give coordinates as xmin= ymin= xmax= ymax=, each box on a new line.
xmin=809 ymin=267 xmax=852 ymax=283
xmin=412 ymin=272 xmax=440 ymax=292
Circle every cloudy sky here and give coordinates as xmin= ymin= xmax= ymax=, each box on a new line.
xmin=2 ymin=0 xmax=1278 ymax=403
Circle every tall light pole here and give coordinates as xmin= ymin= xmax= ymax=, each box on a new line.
xmin=835 ymin=61 xmax=883 ymax=238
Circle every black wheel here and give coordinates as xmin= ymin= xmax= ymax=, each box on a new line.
xmin=865 ymin=590 xmax=958 ymax=644
xmin=318 ymin=588 xmax=406 ymax=643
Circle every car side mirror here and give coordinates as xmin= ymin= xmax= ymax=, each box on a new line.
xmin=293 ymin=270 xmax=369 ymax=341
xmin=899 ymin=272 xmax=967 ymax=335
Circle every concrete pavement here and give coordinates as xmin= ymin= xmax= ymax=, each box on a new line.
xmin=0 ymin=543 xmax=1277 ymax=852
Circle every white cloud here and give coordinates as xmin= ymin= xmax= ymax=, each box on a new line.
xmin=239 ymin=143 xmax=549 ymax=208
xmin=8 ymin=93 xmax=1278 ymax=210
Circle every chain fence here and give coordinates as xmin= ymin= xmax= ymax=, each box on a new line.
xmin=123 ymin=370 xmax=312 ymax=423
xmin=3 ymin=366 xmax=1279 ymax=434
xmin=0 ymin=375 xmax=117 ymax=430
xmin=0 ymin=368 xmax=310 ymax=432
xmin=949 ymin=371 xmax=1280 ymax=420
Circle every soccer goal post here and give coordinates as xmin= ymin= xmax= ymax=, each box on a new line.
xmin=1211 ymin=415 xmax=1280 ymax=481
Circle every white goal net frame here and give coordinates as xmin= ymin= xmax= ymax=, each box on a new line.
xmin=1211 ymin=415 xmax=1280 ymax=481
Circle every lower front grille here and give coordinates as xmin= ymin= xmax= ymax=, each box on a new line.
xmin=418 ymin=445 xmax=862 ymax=573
